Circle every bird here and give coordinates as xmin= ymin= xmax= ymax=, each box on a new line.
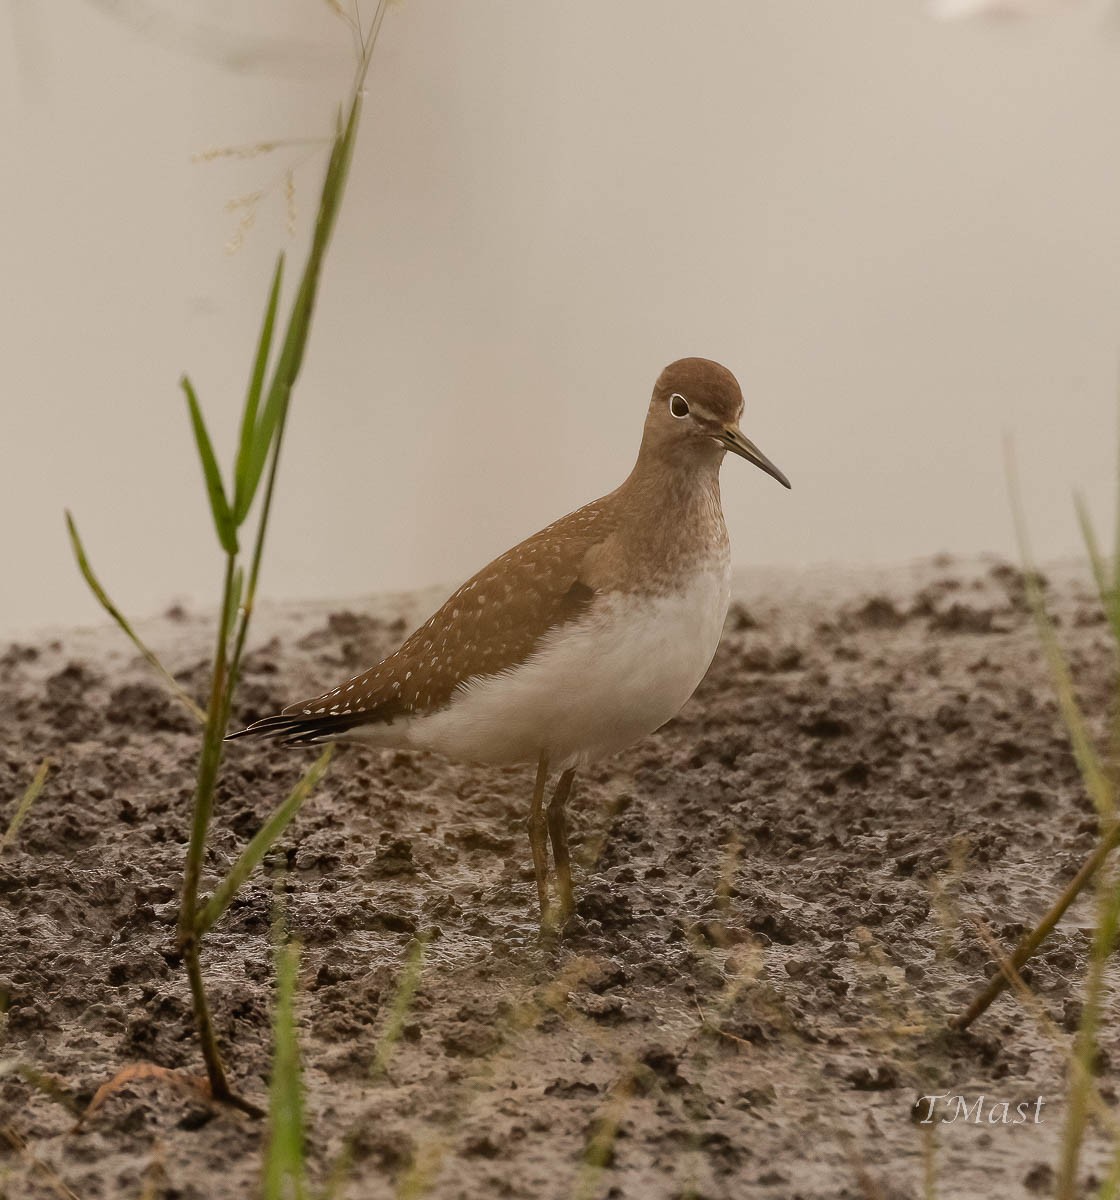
xmin=228 ymin=357 xmax=790 ymax=928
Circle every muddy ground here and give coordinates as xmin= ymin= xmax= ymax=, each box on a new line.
xmin=1 ymin=558 xmax=1118 ymax=1199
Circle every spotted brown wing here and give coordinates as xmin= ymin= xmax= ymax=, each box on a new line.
xmin=229 ymin=501 xmax=612 ymax=746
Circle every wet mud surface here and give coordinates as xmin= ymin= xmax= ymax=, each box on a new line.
xmin=2 ymin=559 xmax=1118 ymax=1198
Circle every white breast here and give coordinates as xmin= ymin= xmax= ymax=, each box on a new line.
xmin=406 ymin=565 xmax=732 ymax=769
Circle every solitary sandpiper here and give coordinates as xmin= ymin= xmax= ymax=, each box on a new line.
xmin=230 ymin=357 xmax=790 ymax=926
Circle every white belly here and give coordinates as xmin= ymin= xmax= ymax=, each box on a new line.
xmin=404 ymin=567 xmax=731 ymax=769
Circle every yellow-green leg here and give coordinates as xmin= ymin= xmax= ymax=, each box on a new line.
xmin=547 ymin=768 xmax=577 ymax=923
xmin=528 ymin=751 xmax=551 ymax=923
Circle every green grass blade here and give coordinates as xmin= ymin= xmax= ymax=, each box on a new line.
xmin=0 ymin=759 xmax=49 ymax=855
xmin=181 ymin=376 xmax=238 ymax=555
xmin=1098 ymin=1143 xmax=1120 ymax=1200
xmin=1075 ymin=492 xmax=1111 ymax=604
xmin=1113 ymin=363 xmax=1120 ymax=603
xmin=1060 ymin=860 xmax=1120 ymax=1199
xmin=233 ymin=254 xmax=285 ymax=523
xmin=264 ymin=936 xmax=306 ymax=1200
xmin=240 ymin=92 xmax=364 ymax=515
xmin=194 ymin=746 xmax=333 ymax=937
xmin=1006 ymin=441 xmax=1114 ymax=817
xmin=370 ymin=933 xmax=428 ymax=1079
xmin=220 ymin=565 xmax=244 ymax=664
xmin=1074 ymin=492 xmax=1120 ymax=644
xmin=65 ymin=512 xmax=206 ymax=724
xmin=395 ymin=1142 xmax=445 ymax=1200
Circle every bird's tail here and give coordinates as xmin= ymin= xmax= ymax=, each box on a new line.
xmin=226 ymin=709 xmax=375 ymax=748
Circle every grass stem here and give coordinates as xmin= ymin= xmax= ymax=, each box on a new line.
xmin=949 ymin=817 xmax=1120 ymax=1030
xmin=66 ymin=5 xmax=385 ymax=1123
xmin=0 ymin=759 xmax=50 ymax=855
xmin=181 ymin=932 xmax=233 ymax=1107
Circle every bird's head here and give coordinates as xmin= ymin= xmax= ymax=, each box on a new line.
xmin=642 ymin=357 xmax=790 ymax=489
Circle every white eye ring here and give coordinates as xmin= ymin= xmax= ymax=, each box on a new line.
xmin=669 ymin=393 xmax=690 ymax=419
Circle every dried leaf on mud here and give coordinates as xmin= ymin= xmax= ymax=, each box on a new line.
xmin=77 ymin=1062 xmax=212 ymax=1127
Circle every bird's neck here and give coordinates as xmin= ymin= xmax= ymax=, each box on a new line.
xmin=625 ymin=439 xmax=725 ymax=506
xmin=615 ymin=450 xmax=729 ymax=577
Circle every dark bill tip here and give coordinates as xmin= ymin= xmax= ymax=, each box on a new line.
xmin=720 ymin=428 xmax=791 ymax=489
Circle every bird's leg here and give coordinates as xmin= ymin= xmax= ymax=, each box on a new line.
xmin=528 ymin=751 xmax=551 ymax=923
xmin=547 ymin=769 xmax=577 ymax=923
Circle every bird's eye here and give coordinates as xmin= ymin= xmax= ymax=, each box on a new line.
xmin=669 ymin=393 xmax=690 ymax=419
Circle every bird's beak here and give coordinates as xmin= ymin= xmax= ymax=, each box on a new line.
xmin=718 ymin=426 xmax=791 ymax=489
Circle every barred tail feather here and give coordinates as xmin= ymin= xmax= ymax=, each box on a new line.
xmin=226 ymin=699 xmax=405 ymax=748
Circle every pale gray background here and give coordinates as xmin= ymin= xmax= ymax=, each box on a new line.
xmin=4 ymin=0 xmax=1120 ymax=635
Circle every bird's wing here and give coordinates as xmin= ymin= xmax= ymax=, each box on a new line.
xmin=229 ymin=498 xmax=616 ymax=746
